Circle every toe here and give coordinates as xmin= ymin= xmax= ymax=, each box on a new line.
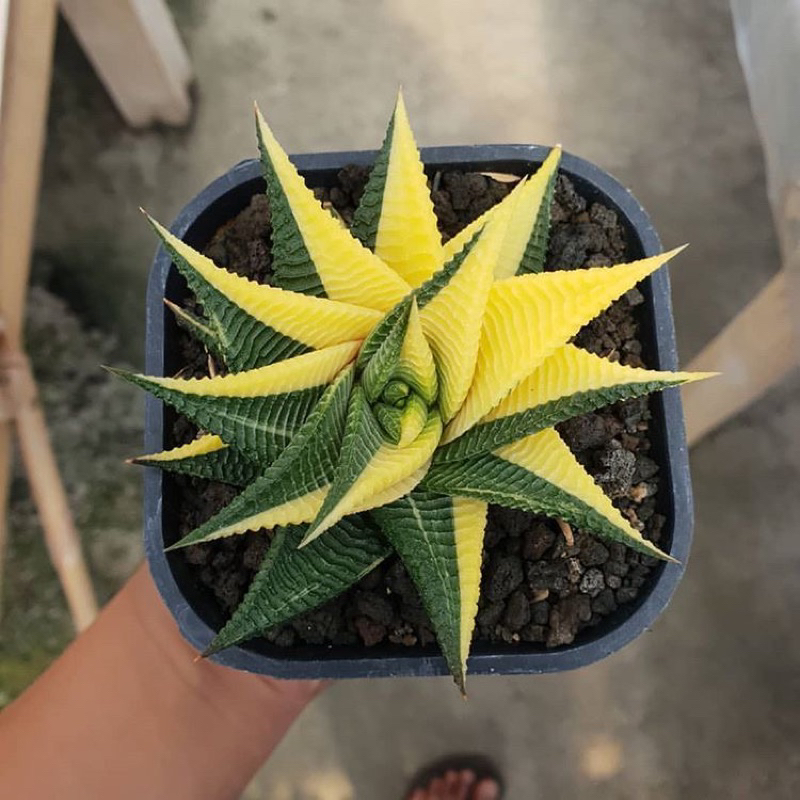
xmin=471 ymin=777 xmax=501 ymax=800
xmin=444 ymin=770 xmax=465 ymax=798
xmin=452 ymin=770 xmax=476 ymax=800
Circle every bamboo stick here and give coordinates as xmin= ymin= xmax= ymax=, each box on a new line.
xmin=0 ymin=0 xmax=59 ymax=618
xmin=2 ymin=348 xmax=97 ymax=631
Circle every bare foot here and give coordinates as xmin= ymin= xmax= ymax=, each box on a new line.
xmin=407 ymin=769 xmax=500 ymax=800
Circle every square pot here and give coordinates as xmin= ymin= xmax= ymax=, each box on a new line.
xmin=144 ymin=145 xmax=693 ymax=679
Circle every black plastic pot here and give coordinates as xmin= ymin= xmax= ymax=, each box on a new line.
xmin=144 ymin=145 xmax=693 ymax=679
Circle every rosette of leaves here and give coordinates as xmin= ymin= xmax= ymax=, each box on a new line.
xmin=115 ymin=92 xmax=711 ymax=692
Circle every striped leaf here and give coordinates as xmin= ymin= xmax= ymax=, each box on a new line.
xmin=439 ymin=145 xmax=560 ymax=275
xmin=110 ymin=341 xmax=359 ymax=462
xmin=418 ymin=212 xmax=508 ymax=422
xmin=424 ymin=427 xmax=671 ymax=560
xmin=149 ymin=215 xmax=380 ymax=372
xmin=351 ymin=90 xmax=442 ymax=287
xmin=300 ymin=409 xmax=443 ymax=546
xmin=359 ymin=297 xmax=412 ymax=403
xmin=350 ymin=115 xmax=393 ymax=251
xmin=204 ymin=517 xmax=392 ymax=655
xmin=494 ymin=146 xmax=561 ymax=278
xmin=167 ymin=366 xmax=353 ymax=548
xmin=446 ymin=248 xmax=686 ymax=441
xmin=394 ymin=299 xmax=438 ymax=405
xmin=358 ymin=296 xmax=438 ymax=409
xmin=437 ymin=344 xmax=712 ymax=460
xmin=256 ymin=105 xmax=411 ymax=310
xmin=302 ymin=385 xmax=385 ymax=543
xmin=131 ymin=434 xmax=260 ymax=487
xmin=372 ymin=492 xmax=486 ymax=693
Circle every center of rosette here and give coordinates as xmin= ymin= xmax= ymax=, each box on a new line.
xmin=355 ymin=295 xmax=439 ymax=447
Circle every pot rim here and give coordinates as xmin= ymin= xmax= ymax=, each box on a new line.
xmin=144 ymin=145 xmax=692 ymax=678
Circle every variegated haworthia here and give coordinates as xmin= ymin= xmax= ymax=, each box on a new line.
xmin=117 ymin=91 xmax=713 ymax=693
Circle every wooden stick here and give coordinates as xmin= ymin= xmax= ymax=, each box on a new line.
xmin=0 ymin=0 xmax=57 ymax=348
xmin=60 ymin=0 xmax=192 ymax=127
xmin=0 ymin=0 xmax=58 ymax=619
xmin=682 ymin=271 xmax=796 ymax=446
xmin=2 ymin=348 xmax=97 ymax=631
xmin=0 ymin=0 xmax=10 ymax=118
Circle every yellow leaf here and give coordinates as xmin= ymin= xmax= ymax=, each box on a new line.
xmin=148 ymin=216 xmax=381 ymax=349
xmin=396 ymin=392 xmax=429 ymax=447
xmin=395 ymin=299 xmax=438 ymax=405
xmin=496 ymin=428 xmax=671 ymax=560
xmin=141 ymin=340 xmax=360 ymax=398
xmin=349 ymin=465 xmax=429 ymax=513
xmin=131 ymin=433 xmax=227 ymax=463
xmin=256 ymin=106 xmax=411 ymax=311
xmin=300 ymin=411 xmax=443 ymax=545
xmin=452 ymin=496 xmax=487 ymax=679
xmin=479 ymin=343 xmax=714 ymax=424
xmin=447 ymin=248 xmax=684 ymax=440
xmin=374 ymin=91 xmax=444 ymax=288
xmin=420 ymin=213 xmax=509 ymax=422
xmin=193 ymin=485 xmax=329 ymax=541
xmin=494 ymin=146 xmax=562 ymax=280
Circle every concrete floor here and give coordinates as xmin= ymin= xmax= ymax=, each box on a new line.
xmin=25 ymin=0 xmax=800 ymax=797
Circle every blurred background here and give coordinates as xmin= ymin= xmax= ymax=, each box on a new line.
xmin=2 ymin=0 xmax=799 ymax=797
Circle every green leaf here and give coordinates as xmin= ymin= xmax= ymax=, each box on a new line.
xmin=356 ymin=298 xmax=407 ymax=371
xmin=439 ymin=343 xmax=702 ymax=461
xmin=424 ymin=428 xmax=670 ymax=560
xmin=515 ymin=148 xmax=560 ymax=275
xmin=382 ymin=380 xmax=410 ymax=406
xmin=445 ymin=249 xmax=684 ymax=442
xmin=132 ymin=436 xmax=260 ymax=487
xmin=349 ymin=91 xmax=442 ymax=287
xmin=371 ymin=492 xmax=486 ymax=693
xmin=373 ymin=402 xmax=404 ymax=444
xmin=167 ymin=366 xmax=354 ymax=548
xmin=204 ymin=516 xmax=392 ymax=655
xmin=301 ymin=385 xmax=385 ymax=544
xmin=148 ymin=217 xmax=308 ymax=371
xmin=255 ymin=107 xmax=410 ymax=311
xmin=360 ymin=297 xmax=412 ymax=402
xmin=438 ymin=379 xmax=684 ymax=462
xmin=350 ymin=115 xmax=394 ymax=251
xmin=109 ymin=341 xmax=359 ymax=463
xmin=414 ymin=231 xmax=480 ymax=309
xmin=256 ymin=120 xmax=326 ymax=299
xmin=164 ymin=300 xmax=225 ymax=365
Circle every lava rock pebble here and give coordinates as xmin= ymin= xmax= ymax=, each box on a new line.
xmin=485 ymin=555 xmax=524 ymax=602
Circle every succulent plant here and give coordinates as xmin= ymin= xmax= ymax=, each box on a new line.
xmin=115 ymin=92 xmax=710 ymax=692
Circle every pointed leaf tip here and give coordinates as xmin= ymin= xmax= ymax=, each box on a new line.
xmin=357 ymin=86 xmax=443 ymax=287
xmin=256 ymin=103 xmax=410 ymax=309
xmin=102 ymin=364 xmax=129 ymax=380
